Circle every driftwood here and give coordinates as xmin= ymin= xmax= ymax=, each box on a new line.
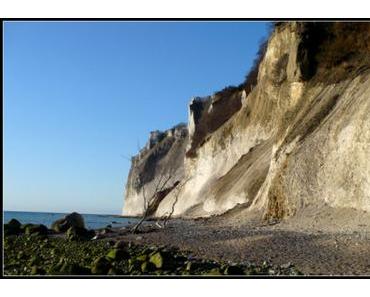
xmin=131 ymin=171 xmax=173 ymax=233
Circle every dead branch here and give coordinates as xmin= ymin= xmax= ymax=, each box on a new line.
xmin=131 ymin=169 xmax=174 ymax=233
xmin=159 ymin=175 xmax=193 ymax=227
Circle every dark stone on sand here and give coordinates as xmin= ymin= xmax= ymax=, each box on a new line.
xmin=141 ymin=261 xmax=156 ymax=273
xmin=223 ymin=265 xmax=245 ymax=275
xmin=114 ymin=240 xmax=127 ymax=249
xmin=91 ymin=256 xmax=111 ymax=275
xmin=100 ymin=227 xmax=113 ymax=235
xmin=66 ymin=226 xmax=95 ymax=241
xmin=4 ymin=218 xmax=23 ymax=236
xmin=203 ymin=268 xmax=222 ymax=275
xmin=20 ymin=223 xmax=33 ymax=233
xmin=106 ymin=249 xmax=129 ymax=261
xmin=60 ymin=263 xmax=90 ymax=275
xmin=8 ymin=219 xmax=22 ymax=229
xmin=149 ymin=252 xmax=164 ymax=269
xmin=51 ymin=212 xmax=85 ymax=233
xmin=25 ymin=224 xmax=48 ymax=237
xmin=31 ymin=266 xmax=45 ymax=275
xmin=128 ymin=258 xmax=142 ymax=273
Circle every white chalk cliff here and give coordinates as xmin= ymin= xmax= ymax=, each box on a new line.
xmin=123 ymin=22 xmax=370 ymax=223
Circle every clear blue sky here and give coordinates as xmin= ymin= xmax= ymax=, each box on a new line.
xmin=4 ymin=21 xmax=270 ymax=214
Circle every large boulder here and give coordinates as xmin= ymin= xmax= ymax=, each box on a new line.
xmin=51 ymin=212 xmax=85 ymax=233
xmin=4 ymin=218 xmax=22 ymax=236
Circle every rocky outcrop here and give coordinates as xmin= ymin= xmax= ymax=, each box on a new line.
xmin=122 ymin=124 xmax=188 ymax=216
xmin=123 ymin=22 xmax=370 ymax=222
xmin=51 ymin=212 xmax=85 ymax=233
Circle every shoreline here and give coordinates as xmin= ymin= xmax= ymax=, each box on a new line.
xmin=4 ymin=206 xmax=370 ymax=276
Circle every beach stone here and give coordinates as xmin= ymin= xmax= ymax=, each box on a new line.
xmin=136 ymin=254 xmax=148 ymax=262
xmin=17 ymin=251 xmax=26 ymax=260
xmin=8 ymin=218 xmax=22 ymax=229
xmin=114 ymin=240 xmax=127 ymax=249
xmin=185 ymin=261 xmax=193 ymax=271
xmin=281 ymin=262 xmax=292 ymax=269
xmin=31 ymin=266 xmax=45 ymax=275
xmin=106 ymin=249 xmax=129 ymax=261
xmin=20 ymin=223 xmax=33 ymax=233
xmin=141 ymin=261 xmax=149 ymax=273
xmin=4 ymin=224 xmax=19 ymax=236
xmin=203 ymin=268 xmax=222 ymax=275
xmin=149 ymin=252 xmax=164 ymax=269
xmin=107 ymin=268 xmax=118 ymax=275
xmin=224 ymin=265 xmax=245 ymax=275
xmin=128 ymin=258 xmax=142 ymax=273
xmin=66 ymin=226 xmax=95 ymax=241
xmin=25 ymin=224 xmax=48 ymax=237
xmin=91 ymin=234 xmax=102 ymax=240
xmin=60 ymin=263 xmax=90 ymax=275
xmin=99 ymin=228 xmax=113 ymax=235
xmin=141 ymin=261 xmax=156 ymax=273
xmin=185 ymin=261 xmax=202 ymax=273
xmin=91 ymin=256 xmax=111 ymax=275
xmin=29 ymin=255 xmax=41 ymax=266
xmin=51 ymin=212 xmax=85 ymax=233
xmin=4 ymin=218 xmax=23 ymax=235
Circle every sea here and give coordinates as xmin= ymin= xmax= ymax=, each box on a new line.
xmin=3 ymin=211 xmax=138 ymax=230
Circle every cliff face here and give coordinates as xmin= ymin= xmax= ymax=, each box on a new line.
xmin=123 ymin=124 xmax=188 ymax=216
xmin=123 ymin=22 xmax=370 ymax=222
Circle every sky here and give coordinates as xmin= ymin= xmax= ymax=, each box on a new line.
xmin=4 ymin=21 xmax=270 ymax=215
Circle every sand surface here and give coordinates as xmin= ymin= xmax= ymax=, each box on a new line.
xmin=110 ymin=206 xmax=370 ymax=275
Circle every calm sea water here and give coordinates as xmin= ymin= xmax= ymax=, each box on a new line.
xmin=4 ymin=211 xmax=138 ymax=230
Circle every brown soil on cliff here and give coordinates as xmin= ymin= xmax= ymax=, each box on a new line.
xmin=114 ymin=207 xmax=370 ymax=275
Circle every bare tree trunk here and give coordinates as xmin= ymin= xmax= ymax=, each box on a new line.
xmin=130 ymin=172 xmax=172 ymax=233
xmin=160 ymin=176 xmax=192 ymax=227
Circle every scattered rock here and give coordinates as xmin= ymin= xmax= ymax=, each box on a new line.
xmin=106 ymin=249 xmax=129 ymax=261
xmin=51 ymin=212 xmax=85 ymax=233
xmin=91 ymin=257 xmax=111 ymax=275
xmin=17 ymin=251 xmax=26 ymax=260
xmin=223 ymin=265 xmax=245 ymax=275
xmin=114 ymin=240 xmax=126 ymax=249
xmin=141 ymin=261 xmax=156 ymax=273
xmin=100 ymin=228 xmax=113 ymax=235
xmin=25 ymin=224 xmax=48 ymax=237
xmin=31 ymin=266 xmax=45 ymax=275
xmin=128 ymin=258 xmax=141 ymax=272
xmin=136 ymin=254 xmax=148 ymax=262
xmin=60 ymin=263 xmax=90 ymax=275
xmin=66 ymin=226 xmax=95 ymax=241
xmin=149 ymin=252 xmax=163 ymax=269
xmin=8 ymin=219 xmax=22 ymax=229
xmin=281 ymin=262 xmax=292 ymax=269
xmin=91 ymin=234 xmax=104 ymax=240
xmin=4 ymin=218 xmax=23 ymax=235
xmin=203 ymin=268 xmax=222 ymax=275
xmin=108 ymin=268 xmax=118 ymax=275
